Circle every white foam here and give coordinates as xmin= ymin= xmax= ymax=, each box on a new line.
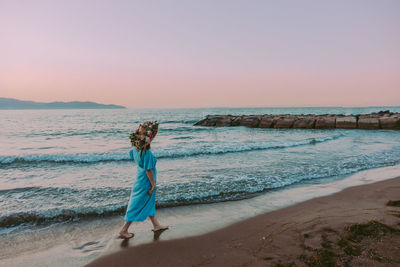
xmin=0 ymin=134 xmax=343 ymax=164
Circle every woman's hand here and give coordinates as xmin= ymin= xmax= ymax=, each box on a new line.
xmin=148 ymin=185 xmax=156 ymax=196
xmin=145 ymin=169 xmax=156 ymax=195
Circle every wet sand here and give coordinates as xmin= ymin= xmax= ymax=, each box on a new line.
xmin=88 ymin=176 xmax=400 ymax=267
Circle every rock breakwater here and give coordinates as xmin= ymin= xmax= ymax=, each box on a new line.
xmin=194 ymin=110 xmax=400 ymax=130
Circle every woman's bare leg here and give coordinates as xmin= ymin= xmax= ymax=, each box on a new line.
xmin=149 ymin=216 xmax=169 ymax=231
xmin=118 ymin=222 xmax=134 ymax=238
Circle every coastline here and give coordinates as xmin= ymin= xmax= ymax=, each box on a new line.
xmin=88 ymin=176 xmax=400 ymax=267
xmin=2 ymin=165 xmax=400 ymax=267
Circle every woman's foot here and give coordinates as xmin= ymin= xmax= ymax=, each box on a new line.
xmin=118 ymin=222 xmax=133 ymax=239
xmin=152 ymin=225 xmax=169 ymax=232
xmin=118 ymin=231 xmax=135 ymax=239
xmin=149 ymin=216 xmax=169 ymax=232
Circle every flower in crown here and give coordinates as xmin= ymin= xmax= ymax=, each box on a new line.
xmin=130 ymin=121 xmax=159 ymax=151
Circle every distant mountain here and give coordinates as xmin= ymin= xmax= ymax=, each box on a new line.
xmin=0 ymin=98 xmax=126 ymax=109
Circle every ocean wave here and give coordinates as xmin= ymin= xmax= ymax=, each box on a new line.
xmin=170 ymin=136 xmax=196 ymax=140
xmin=0 ymin=153 xmax=128 ymax=165
xmin=24 ymin=128 xmax=129 ymax=138
xmin=159 ymin=119 xmax=199 ymax=124
xmin=0 ymin=186 xmax=131 ymax=227
xmin=0 ymin=134 xmax=344 ymax=166
xmin=0 ymin=205 xmax=128 ymax=228
xmin=0 ymin=186 xmax=39 ymax=194
xmin=2 ymin=158 xmax=400 ymax=229
xmin=160 ymin=126 xmax=213 ymax=133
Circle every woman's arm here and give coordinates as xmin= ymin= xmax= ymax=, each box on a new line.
xmin=145 ymin=169 xmax=156 ymax=195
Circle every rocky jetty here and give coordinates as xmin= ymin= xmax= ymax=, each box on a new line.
xmin=194 ymin=110 xmax=400 ymax=130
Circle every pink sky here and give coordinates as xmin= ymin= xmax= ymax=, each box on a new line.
xmin=1 ymin=0 xmax=399 ymax=108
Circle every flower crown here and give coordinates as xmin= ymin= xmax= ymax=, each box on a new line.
xmin=130 ymin=121 xmax=159 ymax=150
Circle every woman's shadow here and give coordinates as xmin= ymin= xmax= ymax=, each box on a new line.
xmin=120 ymin=238 xmax=130 ymax=248
xmin=153 ymin=228 xmax=168 ymax=241
xmin=120 ymin=228 xmax=168 ymax=248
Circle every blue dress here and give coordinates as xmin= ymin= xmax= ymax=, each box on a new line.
xmin=125 ymin=148 xmax=157 ymax=222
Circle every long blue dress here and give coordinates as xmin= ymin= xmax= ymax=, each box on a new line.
xmin=125 ymin=148 xmax=157 ymax=222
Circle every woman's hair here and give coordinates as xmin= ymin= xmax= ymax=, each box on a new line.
xmin=130 ymin=121 xmax=159 ymax=157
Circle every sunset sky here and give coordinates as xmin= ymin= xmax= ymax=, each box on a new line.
xmin=1 ymin=0 xmax=399 ymax=108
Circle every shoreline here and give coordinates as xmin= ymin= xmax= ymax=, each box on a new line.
xmin=2 ymin=165 xmax=400 ymax=267
xmin=88 ymin=176 xmax=400 ymax=267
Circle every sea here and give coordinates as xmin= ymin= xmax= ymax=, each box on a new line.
xmin=1 ymin=106 xmax=400 ymax=235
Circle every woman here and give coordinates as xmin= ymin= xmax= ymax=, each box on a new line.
xmin=118 ymin=121 xmax=168 ymax=239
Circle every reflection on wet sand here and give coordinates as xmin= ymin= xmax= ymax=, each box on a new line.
xmin=120 ymin=239 xmax=130 ymax=249
xmin=153 ymin=228 xmax=168 ymax=241
xmin=119 ymin=227 xmax=167 ymax=249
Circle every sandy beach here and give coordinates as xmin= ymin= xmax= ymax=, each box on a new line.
xmin=88 ymin=176 xmax=400 ymax=267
